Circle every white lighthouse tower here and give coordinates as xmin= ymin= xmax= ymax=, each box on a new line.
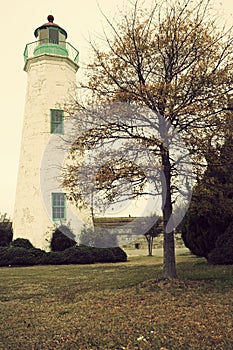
xmin=14 ymin=16 xmax=82 ymax=250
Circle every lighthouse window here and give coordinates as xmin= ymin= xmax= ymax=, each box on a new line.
xmin=39 ymin=29 xmax=48 ymax=44
xmin=50 ymin=109 xmax=64 ymax=134
xmin=52 ymin=193 xmax=66 ymax=220
xmin=49 ymin=28 xmax=59 ymax=44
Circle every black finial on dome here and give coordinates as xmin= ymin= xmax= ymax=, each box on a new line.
xmin=47 ymin=15 xmax=54 ymax=23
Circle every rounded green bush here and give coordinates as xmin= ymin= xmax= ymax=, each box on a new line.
xmin=0 ymin=243 xmax=127 ymax=266
xmin=90 ymin=247 xmax=116 ymax=263
xmin=0 ymin=245 xmax=46 ymax=267
xmin=0 ymin=247 xmax=11 ymax=266
xmin=11 ymin=238 xmax=34 ymax=250
xmin=0 ymin=247 xmax=35 ymax=266
xmin=42 ymin=251 xmax=65 ymax=265
xmin=208 ymin=222 xmax=233 ymax=265
xmin=50 ymin=225 xmax=76 ymax=252
xmin=61 ymin=246 xmax=95 ymax=264
xmin=108 ymin=247 xmax=127 ymax=262
xmin=0 ymin=214 xmax=13 ymax=247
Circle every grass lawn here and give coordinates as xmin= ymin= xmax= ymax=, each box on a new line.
xmin=0 ymin=254 xmax=232 ymax=349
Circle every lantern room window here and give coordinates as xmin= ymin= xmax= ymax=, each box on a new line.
xmin=49 ymin=28 xmax=59 ymax=44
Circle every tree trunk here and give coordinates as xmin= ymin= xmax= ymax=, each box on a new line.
xmin=163 ymin=226 xmax=177 ymax=279
xmin=161 ymin=146 xmax=177 ymax=279
xmin=148 ymin=237 xmax=153 ymax=256
xmin=145 ymin=235 xmax=153 ymax=256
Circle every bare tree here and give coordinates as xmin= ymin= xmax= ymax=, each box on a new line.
xmin=62 ymin=0 xmax=233 ymax=279
xmin=144 ymin=217 xmax=163 ymax=256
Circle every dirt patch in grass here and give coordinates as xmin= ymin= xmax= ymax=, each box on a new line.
xmin=0 ymin=256 xmax=232 ymax=349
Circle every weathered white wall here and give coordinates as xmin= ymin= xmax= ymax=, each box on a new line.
xmin=13 ymin=54 xmax=90 ymax=250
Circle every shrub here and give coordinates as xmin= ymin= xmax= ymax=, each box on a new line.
xmin=27 ymin=248 xmax=47 ymax=264
xmin=90 ymin=247 xmax=116 ymax=263
xmin=0 ymin=244 xmax=46 ymax=267
xmin=0 ymin=214 xmax=13 ymax=247
xmin=61 ymin=246 xmax=95 ymax=264
xmin=0 ymin=242 xmax=127 ymax=266
xmin=50 ymin=225 xmax=76 ymax=252
xmin=0 ymin=247 xmax=11 ymax=266
xmin=11 ymin=238 xmax=34 ymax=250
xmin=10 ymin=248 xmax=37 ymax=266
xmin=0 ymin=247 xmax=36 ymax=266
xmin=41 ymin=251 xmax=64 ymax=265
xmin=181 ymin=137 xmax=233 ymax=258
xmin=208 ymin=222 xmax=233 ymax=265
xmin=108 ymin=247 xmax=127 ymax=262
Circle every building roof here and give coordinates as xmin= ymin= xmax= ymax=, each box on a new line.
xmin=93 ymin=216 xmax=136 ymax=228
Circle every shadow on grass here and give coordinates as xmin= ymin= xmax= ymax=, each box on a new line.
xmin=176 ymin=257 xmax=233 ymax=292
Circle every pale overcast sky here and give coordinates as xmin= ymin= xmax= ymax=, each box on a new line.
xmin=0 ymin=0 xmax=232 ymax=216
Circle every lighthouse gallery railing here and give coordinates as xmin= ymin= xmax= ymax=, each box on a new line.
xmin=24 ymin=40 xmax=79 ymax=64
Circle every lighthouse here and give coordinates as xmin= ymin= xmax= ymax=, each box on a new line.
xmin=13 ymin=16 xmax=83 ymax=250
